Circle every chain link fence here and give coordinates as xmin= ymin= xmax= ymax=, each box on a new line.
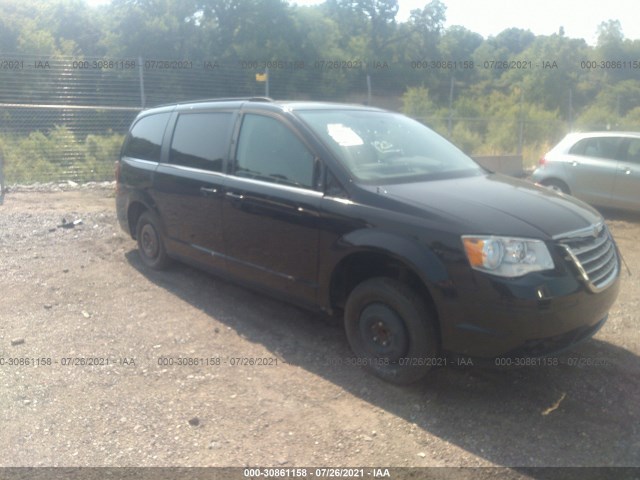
xmin=0 ymin=54 xmax=397 ymax=185
xmin=2 ymin=53 xmax=638 ymax=185
xmin=0 ymin=103 xmax=139 ymax=183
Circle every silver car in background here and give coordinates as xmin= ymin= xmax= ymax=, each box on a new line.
xmin=532 ymin=131 xmax=640 ymax=211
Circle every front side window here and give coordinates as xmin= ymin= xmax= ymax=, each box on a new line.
xmin=169 ymin=112 xmax=233 ymax=172
xmin=235 ymin=114 xmax=315 ymax=189
xmin=123 ymin=113 xmax=170 ymax=161
xmin=298 ymin=110 xmax=482 ymax=184
xmin=624 ymin=138 xmax=640 ymax=164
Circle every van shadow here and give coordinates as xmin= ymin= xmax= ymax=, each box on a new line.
xmin=126 ymin=251 xmax=640 ymax=471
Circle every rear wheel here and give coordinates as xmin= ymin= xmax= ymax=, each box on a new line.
xmin=136 ymin=211 xmax=170 ymax=270
xmin=543 ymin=179 xmax=570 ymax=194
xmin=344 ymin=277 xmax=439 ymax=384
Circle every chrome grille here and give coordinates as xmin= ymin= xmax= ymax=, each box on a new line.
xmin=556 ymin=223 xmax=619 ymax=292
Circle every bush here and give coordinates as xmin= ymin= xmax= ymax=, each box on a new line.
xmin=1 ymin=127 xmax=124 ymax=184
xmin=82 ymin=133 xmax=124 ymax=182
xmin=449 ymin=123 xmax=483 ymax=155
xmin=402 ymin=86 xmax=437 ymax=119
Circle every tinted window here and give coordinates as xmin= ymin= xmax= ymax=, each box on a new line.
xmin=170 ymin=112 xmax=233 ymax=172
xmin=123 ymin=113 xmax=170 ymax=161
xmin=569 ymin=137 xmax=623 ymax=160
xmin=235 ymin=114 xmax=315 ymax=188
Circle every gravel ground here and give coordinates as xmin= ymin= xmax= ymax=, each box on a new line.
xmin=0 ymin=185 xmax=639 ymax=471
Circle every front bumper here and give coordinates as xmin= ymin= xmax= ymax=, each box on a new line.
xmin=438 ymin=264 xmax=621 ymax=359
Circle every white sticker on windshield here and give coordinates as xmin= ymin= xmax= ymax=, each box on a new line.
xmin=327 ymin=124 xmax=364 ymax=147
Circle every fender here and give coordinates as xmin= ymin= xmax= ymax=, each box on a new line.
xmin=318 ymin=227 xmax=453 ymax=311
xmin=116 ymin=160 xmax=166 ymax=238
xmin=122 ymin=186 xmax=164 ymax=239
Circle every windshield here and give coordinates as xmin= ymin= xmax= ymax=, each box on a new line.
xmin=298 ymin=110 xmax=483 ymax=184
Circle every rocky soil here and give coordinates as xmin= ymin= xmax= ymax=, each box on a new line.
xmin=0 ymin=185 xmax=638 ymax=474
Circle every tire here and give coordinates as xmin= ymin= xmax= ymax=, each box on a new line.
xmin=344 ymin=277 xmax=439 ymax=384
xmin=135 ymin=211 xmax=170 ymax=270
xmin=543 ymin=179 xmax=570 ymax=195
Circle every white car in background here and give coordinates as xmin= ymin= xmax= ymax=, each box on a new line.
xmin=532 ymin=131 xmax=640 ymax=211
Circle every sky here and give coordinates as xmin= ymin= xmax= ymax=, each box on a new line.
xmin=85 ymin=0 xmax=638 ymax=45
xmin=292 ymin=0 xmax=638 ymax=45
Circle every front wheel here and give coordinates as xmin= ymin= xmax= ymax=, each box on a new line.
xmin=344 ymin=277 xmax=439 ymax=384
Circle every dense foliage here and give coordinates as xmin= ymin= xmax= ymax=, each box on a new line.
xmin=0 ymin=128 xmax=124 ymax=182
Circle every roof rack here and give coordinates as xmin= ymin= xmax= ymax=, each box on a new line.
xmin=151 ymin=97 xmax=274 ymax=109
xmin=182 ymin=96 xmax=273 ymax=103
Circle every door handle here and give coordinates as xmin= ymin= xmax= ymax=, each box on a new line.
xmin=571 ymin=161 xmax=579 ymax=167
xmin=199 ymin=186 xmax=218 ymax=195
xmin=225 ymin=192 xmax=244 ymax=200
xmin=620 ymin=168 xmax=632 ymax=175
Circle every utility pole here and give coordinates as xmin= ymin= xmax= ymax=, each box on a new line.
xmin=448 ymin=76 xmax=454 ymax=137
xmin=568 ymin=88 xmax=573 ymax=131
xmin=138 ymin=56 xmax=146 ymax=108
xmin=517 ymin=86 xmax=524 ymax=155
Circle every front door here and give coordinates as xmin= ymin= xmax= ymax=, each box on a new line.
xmin=611 ymin=137 xmax=640 ymax=210
xmin=222 ymin=113 xmax=322 ymax=304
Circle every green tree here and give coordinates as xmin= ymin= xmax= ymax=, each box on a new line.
xmin=593 ymin=19 xmax=639 ymax=83
xmin=439 ymin=26 xmax=482 ymax=84
xmin=575 ymin=80 xmax=640 ymax=130
xmin=472 ymin=28 xmax=535 ymax=81
xmin=503 ymin=34 xmax=588 ymax=114
xmin=0 ymin=0 xmax=99 ymax=55
xmin=105 ymin=0 xmax=201 ymax=58
xmin=401 ymin=86 xmax=446 ymax=131
xmin=404 ymin=0 xmax=446 ymax=59
xmin=292 ymin=6 xmax=352 ymax=97
xmin=42 ymin=0 xmax=104 ymax=55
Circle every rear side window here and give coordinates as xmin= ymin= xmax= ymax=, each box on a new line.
xmin=122 ymin=113 xmax=170 ymax=161
xmin=169 ymin=112 xmax=233 ymax=172
xmin=569 ymin=137 xmax=623 ymax=160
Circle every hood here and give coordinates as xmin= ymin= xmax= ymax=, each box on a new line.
xmin=375 ymin=173 xmax=603 ymax=239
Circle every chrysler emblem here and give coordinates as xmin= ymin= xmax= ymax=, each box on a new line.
xmin=593 ymin=223 xmax=603 ymax=237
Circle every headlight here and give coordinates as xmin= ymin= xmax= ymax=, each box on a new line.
xmin=461 ymin=236 xmax=554 ymax=277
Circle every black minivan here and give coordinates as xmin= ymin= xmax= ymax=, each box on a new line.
xmin=116 ymin=98 xmax=620 ymax=383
